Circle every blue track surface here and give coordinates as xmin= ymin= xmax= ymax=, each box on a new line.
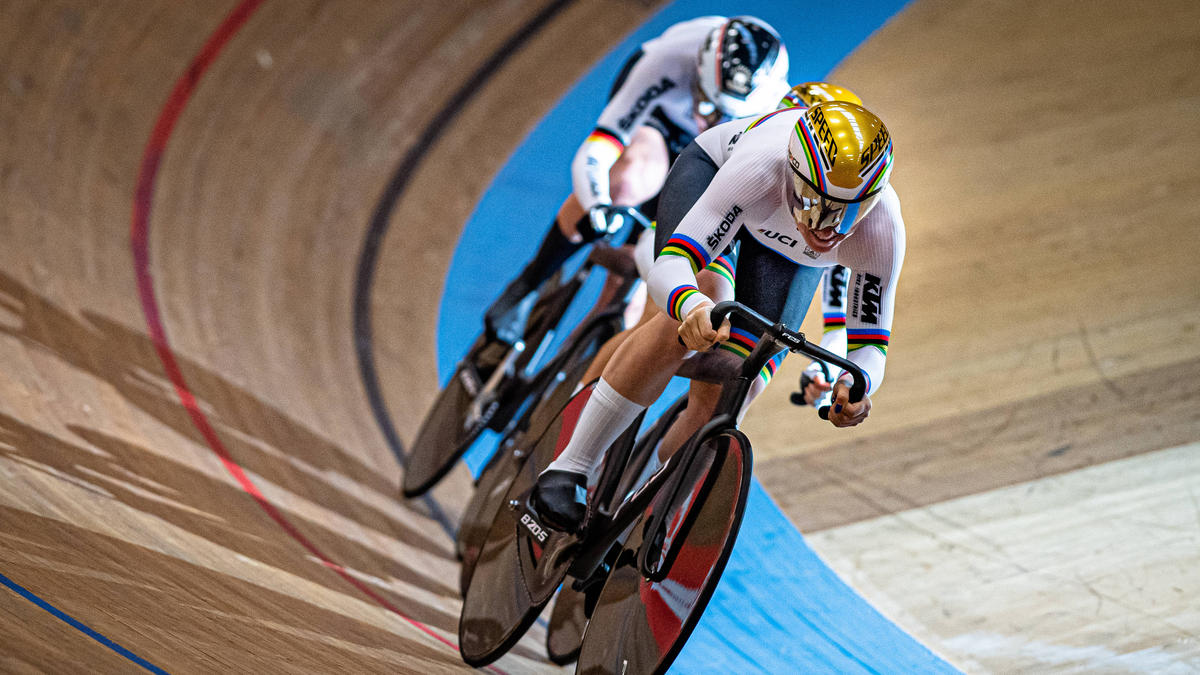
xmin=438 ymin=1 xmax=958 ymax=672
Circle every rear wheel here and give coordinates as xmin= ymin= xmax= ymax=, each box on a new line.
xmin=575 ymin=429 xmax=753 ymax=675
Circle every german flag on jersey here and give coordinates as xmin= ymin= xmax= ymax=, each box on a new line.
xmin=585 ymin=127 xmax=625 ymax=154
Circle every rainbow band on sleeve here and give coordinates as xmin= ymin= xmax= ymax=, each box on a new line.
xmin=660 ymin=233 xmax=712 ymax=273
xmin=718 ymin=326 xmax=757 ymax=358
xmin=823 ymin=312 xmax=846 ymax=333
xmin=847 ymin=327 xmax=890 ymax=356
xmin=718 ymin=327 xmax=787 ymax=385
xmin=586 ymin=127 xmax=626 ymax=154
xmin=667 ymin=284 xmax=702 ymax=321
xmin=705 ymin=253 xmax=736 ymax=286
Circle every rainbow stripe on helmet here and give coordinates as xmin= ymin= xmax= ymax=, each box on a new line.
xmin=791 ymin=118 xmax=827 ymax=194
xmin=660 ymin=233 xmax=711 ymax=272
xmin=856 ymin=148 xmax=893 ymax=201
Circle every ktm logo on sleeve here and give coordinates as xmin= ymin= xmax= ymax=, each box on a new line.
xmin=851 ymin=273 xmax=882 ymax=324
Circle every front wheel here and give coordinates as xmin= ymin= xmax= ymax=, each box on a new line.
xmin=403 ymin=338 xmax=509 ymax=497
xmin=575 ymin=429 xmax=753 ymax=675
xmin=457 ymin=382 xmax=602 ymax=666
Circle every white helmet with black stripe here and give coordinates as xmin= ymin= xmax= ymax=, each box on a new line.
xmin=694 ymin=17 xmax=789 ymax=124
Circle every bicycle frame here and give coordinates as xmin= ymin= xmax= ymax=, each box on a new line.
xmin=565 ymin=301 xmax=866 ymax=583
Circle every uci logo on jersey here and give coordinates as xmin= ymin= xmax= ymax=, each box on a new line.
xmin=707 ymin=205 xmax=743 ymax=248
xmin=757 ymin=227 xmax=798 ymax=248
xmin=618 ymin=77 xmax=676 ymax=131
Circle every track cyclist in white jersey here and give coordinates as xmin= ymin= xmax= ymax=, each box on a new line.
xmin=531 ymin=100 xmax=906 ymax=533
xmin=482 ymin=16 xmax=789 ymax=343
xmin=577 ymin=80 xmax=870 ymax=383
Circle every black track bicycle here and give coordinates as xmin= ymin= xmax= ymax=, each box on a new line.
xmin=457 ymin=301 xmax=866 ymax=673
xmin=402 ymin=208 xmax=648 ymax=497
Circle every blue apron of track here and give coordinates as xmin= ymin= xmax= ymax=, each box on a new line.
xmin=438 ymin=1 xmax=958 ymax=671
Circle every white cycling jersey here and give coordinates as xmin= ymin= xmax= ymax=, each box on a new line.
xmin=570 ymin=17 xmax=726 ymax=211
xmin=648 ymin=107 xmax=906 ymax=395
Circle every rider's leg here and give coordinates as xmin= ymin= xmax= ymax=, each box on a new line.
xmin=484 ymin=199 xmax=587 ymax=341
xmin=484 ymin=128 xmax=668 ymax=342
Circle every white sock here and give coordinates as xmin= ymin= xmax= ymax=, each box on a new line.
xmin=545 ymin=377 xmax=644 ymax=480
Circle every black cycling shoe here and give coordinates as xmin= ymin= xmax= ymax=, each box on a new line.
xmin=530 ymin=470 xmax=588 ymax=534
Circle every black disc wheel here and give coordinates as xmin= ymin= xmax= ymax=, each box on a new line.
xmin=457 ymin=383 xmax=600 ymax=667
xmin=575 ymin=429 xmax=753 ymax=675
xmin=546 ymin=584 xmax=588 ymax=664
xmin=403 ymin=337 xmax=514 ymax=497
xmin=457 ymin=438 xmax=526 ymax=595
xmin=456 ymin=317 xmax=618 ymax=591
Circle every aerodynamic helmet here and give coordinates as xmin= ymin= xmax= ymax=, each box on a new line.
xmin=694 ymin=17 xmax=789 ymax=124
xmin=786 ymin=101 xmax=893 ymax=234
xmin=778 ymin=81 xmax=863 ymax=110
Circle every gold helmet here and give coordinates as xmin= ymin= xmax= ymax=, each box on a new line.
xmin=778 ymin=81 xmax=863 ymax=110
xmin=786 ymin=101 xmax=893 ymax=234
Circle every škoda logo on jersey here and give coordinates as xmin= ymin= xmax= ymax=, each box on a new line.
xmin=618 ymin=77 xmax=676 ymax=131
xmin=706 ymin=205 xmax=742 ymax=248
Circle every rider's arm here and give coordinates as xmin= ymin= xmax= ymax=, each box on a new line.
xmin=836 ymin=189 xmax=906 ymax=397
xmin=571 ymin=56 xmax=680 ymax=211
xmin=646 ymin=151 xmax=771 ymax=321
xmin=800 ymin=265 xmax=851 ymax=406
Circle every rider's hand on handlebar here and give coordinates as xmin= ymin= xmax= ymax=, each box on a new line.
xmin=800 ymin=368 xmax=833 ymax=406
xmin=583 ymin=205 xmax=625 ymax=242
xmin=827 ymin=379 xmax=871 ymax=427
xmin=679 ymin=301 xmax=731 ymax=351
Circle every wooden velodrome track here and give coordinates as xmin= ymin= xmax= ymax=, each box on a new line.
xmin=1 ymin=0 xmax=1197 ymax=672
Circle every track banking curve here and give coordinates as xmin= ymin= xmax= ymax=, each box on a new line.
xmin=0 ymin=0 xmax=1197 ymax=673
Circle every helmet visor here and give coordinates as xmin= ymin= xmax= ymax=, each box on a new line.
xmin=787 ymin=171 xmax=880 ymax=235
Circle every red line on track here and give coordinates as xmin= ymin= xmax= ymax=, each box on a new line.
xmin=128 ymin=1 xmax=498 ymax=667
